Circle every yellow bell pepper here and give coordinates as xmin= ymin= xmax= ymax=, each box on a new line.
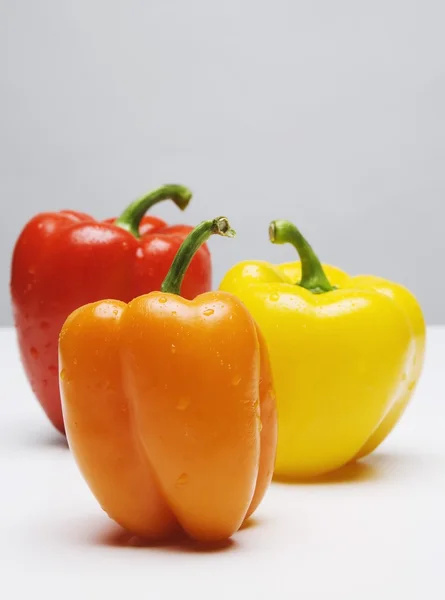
xmin=219 ymin=219 xmax=425 ymax=479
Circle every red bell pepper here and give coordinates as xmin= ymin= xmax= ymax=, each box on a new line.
xmin=10 ymin=184 xmax=211 ymax=435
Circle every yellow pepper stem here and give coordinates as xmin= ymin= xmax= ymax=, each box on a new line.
xmin=161 ymin=217 xmax=236 ymax=296
xmin=269 ymin=219 xmax=334 ymax=294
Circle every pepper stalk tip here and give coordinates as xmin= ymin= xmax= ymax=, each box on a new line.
xmin=213 ymin=217 xmax=236 ymax=239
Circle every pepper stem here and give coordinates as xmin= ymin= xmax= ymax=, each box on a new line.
xmin=269 ymin=219 xmax=334 ymax=294
xmin=161 ymin=217 xmax=236 ymax=295
xmin=115 ymin=184 xmax=192 ymax=238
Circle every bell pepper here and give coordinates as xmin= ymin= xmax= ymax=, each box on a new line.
xmin=10 ymin=184 xmax=212 ymax=435
xmin=219 ymin=219 xmax=425 ymax=479
xmin=58 ymin=216 xmax=277 ymax=542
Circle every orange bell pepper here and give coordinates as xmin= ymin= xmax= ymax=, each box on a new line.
xmin=58 ymin=216 xmax=277 ymax=542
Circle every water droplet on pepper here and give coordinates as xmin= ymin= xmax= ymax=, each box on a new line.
xmin=176 ymin=473 xmax=188 ymax=487
xmin=176 ymin=396 xmax=190 ymax=410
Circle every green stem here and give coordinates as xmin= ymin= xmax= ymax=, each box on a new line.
xmin=115 ymin=184 xmax=192 ymax=238
xmin=161 ymin=217 xmax=236 ymax=295
xmin=269 ymin=219 xmax=334 ymax=294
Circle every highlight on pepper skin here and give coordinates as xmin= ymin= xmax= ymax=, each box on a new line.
xmin=10 ymin=184 xmax=212 ymax=436
xmin=219 ymin=218 xmax=425 ymax=480
xmin=58 ymin=216 xmax=278 ymax=543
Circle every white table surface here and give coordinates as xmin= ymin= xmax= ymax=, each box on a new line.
xmin=1 ymin=326 xmax=444 ymax=600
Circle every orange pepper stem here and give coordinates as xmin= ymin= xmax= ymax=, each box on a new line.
xmin=269 ymin=219 xmax=334 ymax=294
xmin=161 ymin=217 xmax=236 ymax=295
xmin=115 ymin=184 xmax=192 ymax=238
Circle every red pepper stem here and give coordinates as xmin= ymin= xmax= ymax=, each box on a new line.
xmin=161 ymin=217 xmax=236 ymax=296
xmin=115 ymin=184 xmax=192 ymax=238
xmin=269 ymin=219 xmax=334 ymax=294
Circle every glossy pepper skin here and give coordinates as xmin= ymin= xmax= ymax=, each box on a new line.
xmin=10 ymin=185 xmax=212 ymax=435
xmin=219 ymin=220 xmax=425 ymax=479
xmin=59 ymin=217 xmax=277 ymax=542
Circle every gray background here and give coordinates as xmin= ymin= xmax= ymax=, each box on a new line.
xmin=1 ymin=0 xmax=443 ymax=325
